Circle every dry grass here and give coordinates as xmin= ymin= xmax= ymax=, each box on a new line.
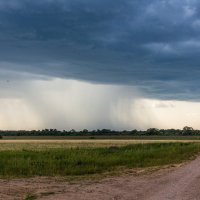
xmin=0 ymin=139 xmax=200 ymax=151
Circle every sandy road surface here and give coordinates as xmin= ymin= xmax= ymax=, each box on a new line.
xmin=1 ymin=156 xmax=200 ymax=200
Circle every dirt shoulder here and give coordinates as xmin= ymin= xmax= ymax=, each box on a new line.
xmin=1 ymin=157 xmax=200 ymax=200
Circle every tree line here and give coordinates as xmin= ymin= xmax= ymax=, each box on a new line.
xmin=0 ymin=126 xmax=199 ymax=136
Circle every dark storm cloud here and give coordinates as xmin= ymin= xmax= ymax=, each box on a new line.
xmin=1 ymin=0 xmax=200 ymax=99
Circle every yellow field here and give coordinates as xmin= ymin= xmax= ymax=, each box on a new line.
xmin=0 ymin=139 xmax=199 ymax=151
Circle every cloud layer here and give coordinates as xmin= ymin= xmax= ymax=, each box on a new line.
xmin=1 ymin=1 xmax=200 ymax=130
xmin=0 ymin=0 xmax=200 ymax=99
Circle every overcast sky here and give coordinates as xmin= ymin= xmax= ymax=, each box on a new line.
xmin=1 ymin=0 xmax=200 ymax=130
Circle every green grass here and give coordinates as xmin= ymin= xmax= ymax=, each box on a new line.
xmin=40 ymin=192 xmax=55 ymax=196
xmin=0 ymin=143 xmax=200 ymax=178
xmin=24 ymin=193 xmax=37 ymax=200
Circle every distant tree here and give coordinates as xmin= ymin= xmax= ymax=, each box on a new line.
xmin=183 ymin=126 xmax=193 ymax=131
xmin=130 ymin=129 xmax=138 ymax=135
xmin=182 ymin=126 xmax=193 ymax=135
xmin=146 ymin=128 xmax=160 ymax=135
xmin=122 ymin=130 xmax=128 ymax=135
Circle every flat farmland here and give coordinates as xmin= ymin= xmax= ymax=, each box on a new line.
xmin=1 ymin=140 xmax=200 ymax=199
xmin=0 ymin=138 xmax=200 ymax=150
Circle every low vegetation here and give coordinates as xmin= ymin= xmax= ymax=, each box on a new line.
xmin=24 ymin=193 xmax=37 ymax=200
xmin=0 ymin=143 xmax=200 ymax=178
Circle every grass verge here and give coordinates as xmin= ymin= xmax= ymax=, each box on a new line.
xmin=0 ymin=143 xmax=200 ymax=178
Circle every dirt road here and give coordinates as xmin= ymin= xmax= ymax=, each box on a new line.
xmin=1 ymin=156 xmax=200 ymax=200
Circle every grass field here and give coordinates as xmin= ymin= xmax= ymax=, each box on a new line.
xmin=0 ymin=139 xmax=200 ymax=150
xmin=1 ymin=136 xmax=200 ymax=151
xmin=0 ymin=142 xmax=200 ymax=178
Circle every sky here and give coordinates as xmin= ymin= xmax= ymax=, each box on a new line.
xmin=1 ymin=0 xmax=200 ymax=130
